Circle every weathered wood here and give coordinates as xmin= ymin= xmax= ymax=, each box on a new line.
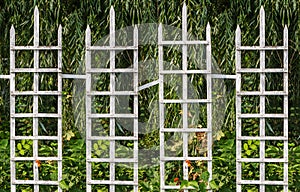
xmin=235 ymin=24 xmax=242 ymax=192
xmin=283 ymin=24 xmax=289 ymax=192
xmin=85 ymin=24 xmax=92 ymax=192
xmin=109 ymin=7 xmax=116 ymax=192
xmin=10 ymin=24 xmax=16 ymax=192
xmin=33 ymin=7 xmax=40 ymax=192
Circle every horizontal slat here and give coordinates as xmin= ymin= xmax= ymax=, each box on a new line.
xmin=159 ymin=40 xmax=208 ymax=45
xmin=237 ymin=46 xmax=287 ymax=50
xmin=238 ymin=114 xmax=287 ymax=118
xmin=88 ymin=158 xmax=138 ymax=163
xmin=12 ymin=157 xmax=61 ymax=161
xmin=0 ymin=75 xmax=10 ymax=79
xmin=87 ymin=68 xmax=136 ymax=73
xmin=88 ymin=91 xmax=137 ymax=96
xmin=12 ymin=68 xmax=61 ymax=73
xmin=162 ymin=157 xmax=211 ymax=161
xmin=88 ymin=136 xmax=138 ymax=141
xmin=12 ymin=113 xmax=60 ymax=118
xmin=86 ymin=46 xmax=138 ymax=50
xmin=62 ymin=74 xmax=86 ymax=79
xmin=238 ymin=136 xmax=287 ymax=141
xmin=12 ymin=136 xmax=58 ymax=140
xmin=237 ymin=158 xmax=288 ymax=163
xmin=88 ymin=180 xmax=137 ymax=185
xmin=238 ymin=91 xmax=287 ymax=96
xmin=13 ymin=180 xmax=59 ymax=185
xmin=238 ymin=68 xmax=287 ymax=73
xmin=238 ymin=180 xmax=287 ymax=185
xmin=162 ymin=99 xmax=210 ymax=103
xmin=12 ymin=46 xmax=61 ymax=50
xmin=163 ymin=185 xmax=196 ymax=190
xmin=12 ymin=91 xmax=60 ymax=96
xmin=161 ymin=70 xmax=209 ymax=74
xmin=161 ymin=128 xmax=209 ymax=132
xmin=211 ymin=74 xmax=236 ymax=79
xmin=89 ymin=113 xmax=137 ymax=118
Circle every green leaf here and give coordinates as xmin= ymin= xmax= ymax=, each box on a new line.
xmin=23 ymin=144 xmax=31 ymax=150
xmin=199 ymin=182 xmax=206 ymax=192
xmin=17 ymin=143 xmax=22 ymax=150
xmin=100 ymin=144 xmax=107 ymax=150
xmin=95 ymin=150 xmax=101 ymax=156
xmin=189 ymin=180 xmax=199 ymax=189
xmin=0 ymin=139 xmax=8 ymax=149
xmin=19 ymin=149 xmax=25 ymax=156
xmin=209 ymin=180 xmax=218 ymax=189
xmin=59 ymin=180 xmax=69 ymax=190
xmin=180 ymin=180 xmax=188 ymax=189
xmin=247 ymin=140 xmax=252 ymax=145
xmin=245 ymin=150 xmax=251 ymax=156
xmin=250 ymin=144 xmax=257 ymax=150
xmin=243 ymin=143 xmax=248 ymax=150
xmin=201 ymin=171 xmax=210 ymax=182
xmin=93 ymin=143 xmax=98 ymax=151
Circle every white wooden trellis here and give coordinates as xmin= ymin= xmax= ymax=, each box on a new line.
xmin=85 ymin=7 xmax=139 ymax=192
xmin=9 ymin=7 xmax=63 ymax=192
xmin=158 ymin=3 xmax=213 ymax=191
xmin=235 ymin=6 xmax=289 ymax=192
xmin=0 ymin=4 xmax=289 ymax=192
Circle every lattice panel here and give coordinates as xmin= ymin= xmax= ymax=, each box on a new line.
xmin=235 ymin=6 xmax=288 ymax=192
xmin=158 ymin=3 xmax=213 ymax=191
xmin=9 ymin=7 xmax=63 ymax=192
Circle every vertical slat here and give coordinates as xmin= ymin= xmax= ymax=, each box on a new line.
xmin=283 ymin=25 xmax=289 ymax=192
xmin=206 ymin=22 xmax=213 ymax=192
xmin=259 ymin=7 xmax=266 ymax=192
xmin=33 ymin=6 xmax=40 ymax=192
xmin=109 ymin=6 xmax=116 ymax=192
xmin=181 ymin=5 xmax=189 ymax=192
xmin=10 ymin=25 xmax=16 ymax=192
xmin=133 ymin=25 xmax=139 ymax=192
xmin=235 ymin=25 xmax=242 ymax=192
xmin=85 ymin=25 xmax=92 ymax=192
xmin=57 ymin=24 xmax=63 ymax=192
xmin=158 ymin=23 xmax=165 ymax=192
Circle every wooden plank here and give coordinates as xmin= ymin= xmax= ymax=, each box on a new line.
xmin=259 ymin=7 xmax=266 ymax=191
xmin=12 ymin=46 xmax=61 ymax=50
xmin=10 ymin=24 xmax=16 ymax=192
xmin=159 ymin=40 xmax=208 ymax=45
xmin=237 ymin=46 xmax=287 ymax=50
xmin=181 ymin=5 xmax=189 ymax=191
xmin=57 ymin=24 xmax=63 ymax=192
xmin=109 ymin=6 xmax=116 ymax=192
xmin=235 ymin=24 xmax=242 ymax=192
xmin=206 ymin=22 xmax=213 ymax=190
xmin=283 ymin=24 xmax=289 ymax=192
xmin=33 ymin=6 xmax=40 ymax=192
xmin=133 ymin=25 xmax=139 ymax=192
xmin=158 ymin=23 xmax=165 ymax=192
xmin=85 ymin=25 xmax=92 ymax=192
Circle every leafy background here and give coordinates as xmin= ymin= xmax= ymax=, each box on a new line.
xmin=0 ymin=0 xmax=300 ymax=191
